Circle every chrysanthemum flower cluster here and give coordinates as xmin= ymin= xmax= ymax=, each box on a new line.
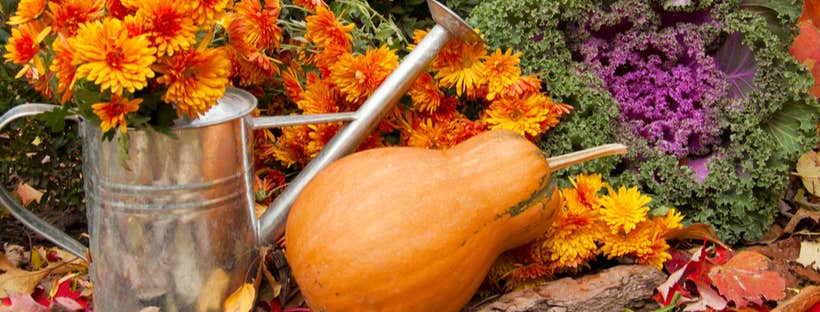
xmin=486 ymin=174 xmax=683 ymax=291
xmin=256 ymin=4 xmax=571 ymax=170
xmin=2 ymin=0 xmax=278 ymax=134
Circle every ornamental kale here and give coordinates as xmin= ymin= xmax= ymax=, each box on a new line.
xmin=469 ymin=0 xmax=819 ymax=243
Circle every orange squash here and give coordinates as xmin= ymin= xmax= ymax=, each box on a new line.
xmin=284 ymin=129 xmax=625 ymax=311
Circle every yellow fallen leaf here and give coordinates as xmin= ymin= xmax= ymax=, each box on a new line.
xmin=0 ymin=253 xmax=51 ymax=298
xmin=223 ymin=283 xmax=255 ymax=312
xmin=796 ymin=151 xmax=820 ymax=196
xmin=15 ymin=181 xmax=43 ymax=206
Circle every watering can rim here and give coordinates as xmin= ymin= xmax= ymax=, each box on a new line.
xmin=168 ymin=86 xmax=258 ymax=130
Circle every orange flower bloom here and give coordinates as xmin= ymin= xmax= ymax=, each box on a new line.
xmin=3 ymin=21 xmax=49 ymax=66
xmin=408 ymin=72 xmax=442 ymax=113
xmin=282 ymin=67 xmax=305 ymax=102
xmin=233 ymin=0 xmax=282 ymax=51
xmin=272 ymin=125 xmax=311 ymax=168
xmin=314 ymin=44 xmax=349 ymax=77
xmin=70 ymin=18 xmax=156 ymax=94
xmin=569 ymin=173 xmax=605 ymax=208
xmin=306 ymin=122 xmax=342 ymax=158
xmin=189 ymin=0 xmax=231 ymax=26
xmin=330 ymin=46 xmax=399 ymax=104
xmin=293 ymin=0 xmax=325 ymax=11
xmin=105 ymin=0 xmax=134 ymax=19
xmin=92 ymin=95 xmax=142 ymax=133
xmin=297 ymin=79 xmax=341 ymax=114
xmin=502 ymin=75 xmax=542 ymax=98
xmin=156 ymin=47 xmax=231 ymax=119
xmin=7 ymin=0 xmax=47 ymax=25
xmin=485 ymin=48 xmax=522 ymax=100
xmin=50 ymin=37 xmax=76 ymax=103
xmin=46 ymin=0 xmax=104 ymax=36
xmin=135 ymin=0 xmax=197 ymax=57
xmin=305 ymin=5 xmax=354 ymax=50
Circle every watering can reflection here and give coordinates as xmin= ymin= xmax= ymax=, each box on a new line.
xmin=0 ymin=1 xmax=481 ymax=311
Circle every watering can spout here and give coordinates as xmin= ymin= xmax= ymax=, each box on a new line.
xmin=256 ymin=0 xmax=482 ymax=245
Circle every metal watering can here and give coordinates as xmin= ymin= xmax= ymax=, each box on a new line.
xmin=0 ymin=1 xmax=481 ymax=311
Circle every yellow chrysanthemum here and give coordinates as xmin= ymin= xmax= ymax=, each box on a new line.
xmin=434 ymin=40 xmax=487 ymax=97
xmin=92 ymin=95 xmax=142 ymax=133
xmin=485 ymin=48 xmax=522 ymax=101
xmin=136 ymin=0 xmax=196 ymax=57
xmin=70 ymin=18 xmax=157 ymax=94
xmin=297 ymin=79 xmax=341 ymax=114
xmin=189 ymin=0 xmax=231 ymax=26
xmin=49 ymin=37 xmax=76 ymax=104
xmin=7 ymin=0 xmax=46 ymax=25
xmin=637 ymin=237 xmax=673 ymax=270
xmin=598 ymin=186 xmax=651 ymax=234
xmin=654 ymin=208 xmax=684 ymax=233
xmin=482 ymin=93 xmax=551 ymax=137
xmin=305 ymin=5 xmax=354 ymax=49
xmin=156 ymin=47 xmax=231 ymax=119
xmin=330 ymin=46 xmax=399 ymax=104
xmin=3 ymin=21 xmax=49 ymax=67
xmin=599 ymin=221 xmax=656 ymax=259
xmin=408 ymin=72 xmax=442 ymax=113
xmin=46 ymin=0 xmax=104 ymax=36
xmin=569 ymin=173 xmax=605 ymax=208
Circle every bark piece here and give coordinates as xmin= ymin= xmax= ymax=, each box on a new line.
xmin=473 ymin=265 xmax=666 ymax=312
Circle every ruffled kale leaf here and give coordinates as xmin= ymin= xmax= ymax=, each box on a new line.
xmin=716 ymin=33 xmax=757 ymax=99
xmin=763 ymin=98 xmax=820 ymax=157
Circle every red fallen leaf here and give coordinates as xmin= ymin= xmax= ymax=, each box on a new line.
xmin=0 ymin=291 xmax=48 ymax=312
xmin=799 ymin=0 xmax=820 ymax=27
xmin=665 ymin=248 xmax=691 ymax=273
xmin=684 ymin=280 xmax=728 ymax=312
xmin=708 ymin=250 xmax=786 ymax=308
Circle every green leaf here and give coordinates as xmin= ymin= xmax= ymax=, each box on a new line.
xmin=117 ymin=132 xmax=131 ymax=171
xmin=35 ymin=106 xmax=73 ymax=132
xmin=762 ymin=98 xmax=820 ymax=157
xmin=740 ymin=0 xmax=803 ymax=41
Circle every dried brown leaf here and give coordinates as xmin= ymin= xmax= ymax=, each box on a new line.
xmin=14 ymin=181 xmax=43 ymax=207
xmin=663 ymin=223 xmax=729 ymax=248
xmin=773 ymin=285 xmax=820 ymax=312
xmin=223 ymin=283 xmax=256 ymax=312
xmin=0 ymin=254 xmax=51 ymax=298
xmin=796 ymin=240 xmax=820 ymax=270
xmin=784 ymin=209 xmax=820 ymax=234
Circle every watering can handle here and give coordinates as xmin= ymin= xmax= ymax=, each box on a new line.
xmin=0 ymin=104 xmax=87 ymax=261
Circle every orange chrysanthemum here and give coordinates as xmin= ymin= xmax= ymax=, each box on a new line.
xmin=271 ymin=125 xmax=311 ymax=168
xmin=484 ymin=48 xmax=522 ymax=100
xmin=189 ymin=0 xmax=231 ymax=26
xmin=293 ymin=0 xmax=326 ymax=12
xmin=46 ymin=0 xmax=104 ymax=36
xmin=297 ymin=79 xmax=341 ymax=114
xmin=598 ymin=186 xmax=652 ymax=234
xmin=136 ymin=0 xmax=197 ymax=57
xmin=330 ymin=46 xmax=399 ymax=104
xmin=502 ymin=75 xmax=543 ymax=98
xmin=305 ymin=5 xmax=354 ymax=50
xmin=3 ymin=21 xmax=49 ymax=66
xmin=70 ymin=18 xmax=156 ymax=94
xmin=569 ymin=173 xmax=605 ymax=208
xmin=155 ymin=47 xmax=231 ymax=119
xmin=306 ymin=122 xmax=342 ymax=158
xmin=482 ymin=93 xmax=552 ymax=137
xmin=105 ymin=0 xmax=134 ymax=19
xmin=49 ymin=37 xmax=76 ymax=103
xmin=233 ymin=0 xmax=282 ymax=51
xmin=434 ymin=40 xmax=487 ymax=97
xmin=408 ymin=72 xmax=442 ymax=113
xmin=92 ymin=95 xmax=142 ymax=133
xmin=7 ymin=0 xmax=47 ymax=25
xmin=314 ymin=44 xmax=349 ymax=77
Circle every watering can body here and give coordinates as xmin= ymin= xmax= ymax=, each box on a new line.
xmin=0 ymin=89 xmax=260 ymax=311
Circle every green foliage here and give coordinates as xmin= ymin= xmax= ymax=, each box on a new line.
xmin=469 ymin=0 xmax=820 ymax=243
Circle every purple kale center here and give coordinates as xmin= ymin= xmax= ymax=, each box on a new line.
xmin=578 ymin=23 xmax=728 ymax=157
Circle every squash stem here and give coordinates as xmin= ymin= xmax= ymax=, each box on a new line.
xmin=546 ymin=144 xmax=628 ymax=171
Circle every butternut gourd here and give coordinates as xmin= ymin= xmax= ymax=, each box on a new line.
xmin=285 ymin=129 xmax=625 ymax=311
